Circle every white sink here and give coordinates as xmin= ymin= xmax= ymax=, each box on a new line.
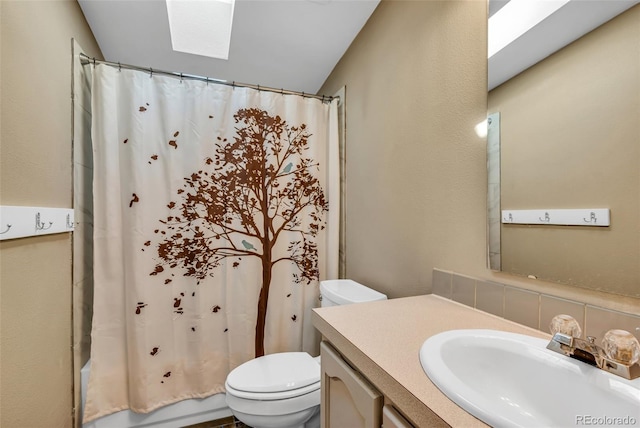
xmin=419 ymin=329 xmax=640 ymax=427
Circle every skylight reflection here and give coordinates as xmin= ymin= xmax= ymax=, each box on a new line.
xmin=488 ymin=0 xmax=570 ymax=58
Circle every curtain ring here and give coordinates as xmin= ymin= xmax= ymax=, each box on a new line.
xmin=118 ymin=62 xmax=122 ymax=72
xmin=180 ymin=73 xmax=183 ymax=83
xmin=92 ymin=58 xmax=96 ymax=68
xmin=281 ymin=88 xmax=284 ymax=96
xmin=149 ymin=67 xmax=153 ymax=78
xmin=206 ymin=77 xmax=209 ymax=86
xmin=232 ymin=81 xmax=235 ymax=90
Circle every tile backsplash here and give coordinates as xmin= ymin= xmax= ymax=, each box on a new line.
xmin=432 ymin=268 xmax=640 ymax=341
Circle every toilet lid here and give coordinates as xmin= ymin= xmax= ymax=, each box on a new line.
xmin=320 ymin=279 xmax=387 ymax=305
xmin=226 ymin=352 xmax=320 ymax=393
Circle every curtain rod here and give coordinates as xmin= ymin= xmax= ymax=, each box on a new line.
xmin=79 ymin=53 xmax=337 ymax=103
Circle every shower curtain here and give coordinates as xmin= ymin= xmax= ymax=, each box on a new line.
xmin=83 ymin=64 xmax=339 ymax=422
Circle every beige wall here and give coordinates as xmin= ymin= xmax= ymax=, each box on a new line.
xmin=0 ymin=1 xmax=101 ymax=427
xmin=320 ymin=0 xmax=489 ymax=298
xmin=488 ymin=6 xmax=640 ymax=298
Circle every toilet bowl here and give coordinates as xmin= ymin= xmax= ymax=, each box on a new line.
xmin=225 ymin=279 xmax=386 ymax=428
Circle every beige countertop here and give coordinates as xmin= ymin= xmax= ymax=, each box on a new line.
xmin=311 ymin=294 xmax=551 ymax=427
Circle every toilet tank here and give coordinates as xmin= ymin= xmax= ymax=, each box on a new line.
xmin=320 ymin=279 xmax=387 ymax=307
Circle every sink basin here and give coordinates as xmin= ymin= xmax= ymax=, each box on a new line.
xmin=420 ymin=329 xmax=640 ymax=427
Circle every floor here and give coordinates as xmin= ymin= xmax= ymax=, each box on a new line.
xmin=183 ymin=416 xmax=249 ymax=428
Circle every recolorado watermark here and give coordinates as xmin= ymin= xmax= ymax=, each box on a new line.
xmin=576 ymin=415 xmax=638 ymax=426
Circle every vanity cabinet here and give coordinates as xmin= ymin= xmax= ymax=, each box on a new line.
xmin=313 ymin=295 xmax=539 ymax=427
xmin=320 ymin=341 xmax=383 ymax=427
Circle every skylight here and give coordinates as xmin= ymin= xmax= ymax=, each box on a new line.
xmin=166 ymin=0 xmax=236 ymax=60
xmin=488 ymin=0 xmax=570 ymax=58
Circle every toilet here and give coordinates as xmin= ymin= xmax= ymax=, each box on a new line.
xmin=225 ymin=279 xmax=387 ymax=428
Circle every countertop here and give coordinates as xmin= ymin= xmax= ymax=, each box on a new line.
xmin=311 ymin=294 xmax=551 ymax=427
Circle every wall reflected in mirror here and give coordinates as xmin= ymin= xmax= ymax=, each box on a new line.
xmin=486 ymin=2 xmax=640 ymax=298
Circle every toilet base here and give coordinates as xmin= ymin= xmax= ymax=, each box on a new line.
xmin=304 ymin=406 xmax=321 ymax=428
xmin=230 ymin=405 xmax=320 ymax=428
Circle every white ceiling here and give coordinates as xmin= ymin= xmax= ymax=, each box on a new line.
xmin=78 ymin=0 xmax=380 ymax=94
xmin=79 ymin=0 xmax=638 ymax=94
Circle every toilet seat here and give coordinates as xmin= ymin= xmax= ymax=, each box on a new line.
xmin=225 ymin=380 xmax=320 ymax=401
xmin=225 ymin=383 xmax=320 ymax=418
xmin=225 ymin=352 xmax=321 ymax=418
xmin=226 ymin=352 xmax=320 ymax=399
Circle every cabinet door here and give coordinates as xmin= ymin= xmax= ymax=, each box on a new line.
xmin=321 ymin=341 xmax=383 ymax=428
xmin=382 ymin=404 xmax=414 ymax=428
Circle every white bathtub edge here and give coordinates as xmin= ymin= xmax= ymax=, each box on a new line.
xmin=81 ymin=360 xmax=232 ymax=428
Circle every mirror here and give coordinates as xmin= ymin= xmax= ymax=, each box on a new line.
xmin=486 ymin=2 xmax=640 ymax=298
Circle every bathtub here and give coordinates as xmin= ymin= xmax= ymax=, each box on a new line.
xmin=81 ymin=360 xmax=232 ymax=428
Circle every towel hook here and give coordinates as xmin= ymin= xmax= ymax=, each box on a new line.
xmin=0 ymin=224 xmax=11 ymax=234
xmin=503 ymin=213 xmax=513 ymax=222
xmin=583 ymin=212 xmax=597 ymax=224
xmin=66 ymin=214 xmax=74 ymax=229
xmin=539 ymin=212 xmax=551 ymax=223
xmin=35 ymin=212 xmax=53 ymax=231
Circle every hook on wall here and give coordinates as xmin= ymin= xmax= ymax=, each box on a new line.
xmin=35 ymin=212 xmax=53 ymax=231
xmin=1 ymin=206 xmax=76 ymax=240
xmin=66 ymin=214 xmax=74 ymax=229
xmin=501 ymin=208 xmax=610 ymax=226
xmin=583 ymin=212 xmax=598 ymax=224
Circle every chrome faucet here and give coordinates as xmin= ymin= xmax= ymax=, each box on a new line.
xmin=546 ymin=316 xmax=640 ymax=380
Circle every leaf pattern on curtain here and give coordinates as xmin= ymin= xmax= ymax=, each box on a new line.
xmin=147 ymin=108 xmax=328 ymax=358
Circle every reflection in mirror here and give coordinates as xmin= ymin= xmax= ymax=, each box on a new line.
xmin=486 ymin=2 xmax=640 ymax=298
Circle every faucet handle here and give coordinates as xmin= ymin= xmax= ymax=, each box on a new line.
xmin=602 ymin=329 xmax=640 ymax=365
xmin=550 ymin=314 xmax=582 ymax=338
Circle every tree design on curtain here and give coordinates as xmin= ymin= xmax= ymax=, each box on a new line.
xmin=153 ymin=108 xmax=328 ymax=357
